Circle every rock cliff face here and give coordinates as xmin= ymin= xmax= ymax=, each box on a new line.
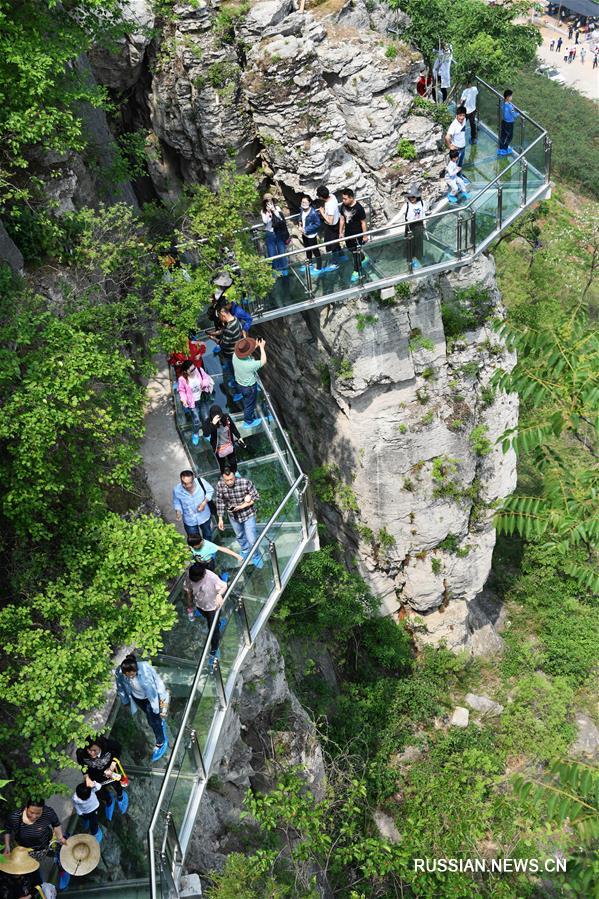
xmin=185 ymin=628 xmax=325 ymax=875
xmin=94 ymin=0 xmax=446 ymax=212
xmin=261 ymin=254 xmax=516 ymax=653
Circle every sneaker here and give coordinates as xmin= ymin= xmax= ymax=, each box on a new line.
xmin=297 ymin=264 xmax=307 ymax=273
xmin=309 ymin=266 xmax=322 ymax=277
xmin=459 ymin=191 xmax=471 ymax=200
xmin=105 ymin=794 xmax=115 ymax=822
xmin=350 ymin=271 xmax=360 ymax=284
xmin=193 ymin=608 xmax=203 ymax=618
xmin=496 ymin=149 xmax=507 ymax=157
xmin=220 ymin=570 xmax=230 ymax=583
xmin=361 ymin=254 xmax=370 ymax=267
xmin=412 ymin=259 xmax=422 ymax=269
xmin=251 ymin=555 xmax=264 ymax=569
xmin=280 ymin=269 xmax=289 ymax=277
xmin=241 ymin=418 xmax=262 ymax=428
xmin=117 ymin=791 xmax=129 ymax=815
xmin=447 ymin=194 xmax=459 ymax=204
xmin=506 ymin=146 xmax=515 ymax=155
xmin=320 ymin=264 xmax=339 ymax=273
xmin=191 ymin=433 xmax=200 ymax=446
xmin=187 ymin=607 xmax=195 ymax=621
xmin=209 ymin=648 xmax=221 ymax=673
xmin=94 ymin=826 xmax=104 ymax=844
xmin=151 ymin=739 xmax=168 ymax=763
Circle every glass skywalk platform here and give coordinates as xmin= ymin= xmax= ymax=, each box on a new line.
xmin=242 ymin=77 xmax=551 ymax=322
xmin=68 ymin=346 xmax=318 ymax=898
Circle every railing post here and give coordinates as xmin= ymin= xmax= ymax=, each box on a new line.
xmin=213 ymin=659 xmax=227 ymax=709
xmin=519 ymin=116 xmax=525 ymax=153
xmin=236 ymin=596 xmax=252 ymax=647
xmin=456 ymin=213 xmax=463 ymax=260
xmin=305 ymin=257 xmax=314 ymax=296
xmin=406 ymin=230 xmax=414 ymax=273
xmin=471 ymin=210 xmax=477 ymax=252
xmin=497 ymin=185 xmax=503 ymax=229
xmin=189 ymin=729 xmax=207 ymax=780
xmin=520 ymin=159 xmax=528 ymax=207
xmin=298 ymin=480 xmax=311 ymax=541
xmin=161 ymin=811 xmax=183 ymax=895
xmin=269 ymin=540 xmax=281 ymax=591
xmin=497 ymin=95 xmax=502 ymax=143
xmin=545 ymin=136 xmax=552 ymax=181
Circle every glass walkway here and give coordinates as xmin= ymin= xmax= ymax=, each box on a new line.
xmin=65 ymin=76 xmax=549 ymax=899
xmin=68 ymin=346 xmax=318 ymax=898
xmin=241 ymin=78 xmax=551 ymax=322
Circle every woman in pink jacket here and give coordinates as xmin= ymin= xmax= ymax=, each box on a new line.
xmin=177 ymin=360 xmax=203 ymax=446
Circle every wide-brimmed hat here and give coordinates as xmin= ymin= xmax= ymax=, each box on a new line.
xmin=0 ymin=846 xmax=41 ymax=875
xmin=60 ymin=835 xmax=101 ymax=876
xmin=234 ymin=337 xmax=257 ymax=359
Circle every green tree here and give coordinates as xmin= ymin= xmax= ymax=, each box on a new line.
xmin=513 ymin=761 xmax=599 ymax=897
xmin=390 ymin=0 xmax=540 ymax=83
xmin=0 ymin=0 xmax=130 ymax=203
xmin=493 ymin=309 xmax=599 ymax=593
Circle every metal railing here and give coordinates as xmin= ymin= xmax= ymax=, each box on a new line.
xmin=191 ymin=77 xmax=550 ymax=323
xmin=145 ymin=365 xmax=318 ymax=897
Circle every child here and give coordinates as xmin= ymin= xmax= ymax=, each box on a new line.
xmin=497 ymin=89 xmax=519 ymax=156
xmin=445 ymin=149 xmax=469 ymax=203
xmin=187 ymin=534 xmax=243 ymax=571
xmin=401 ymin=184 xmax=426 ymax=269
xmin=72 ymin=777 xmax=103 ymax=843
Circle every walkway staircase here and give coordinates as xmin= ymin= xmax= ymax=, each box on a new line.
xmin=69 ymin=77 xmax=549 ymax=899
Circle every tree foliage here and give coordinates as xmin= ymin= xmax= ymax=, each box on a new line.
xmin=390 ymin=0 xmax=540 ymax=83
xmin=513 ymin=761 xmax=599 ymax=897
xmin=0 ymin=0 xmax=130 ymax=204
xmin=493 ymin=309 xmax=599 ymax=593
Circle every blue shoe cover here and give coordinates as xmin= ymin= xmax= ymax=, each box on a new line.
xmin=105 ymin=795 xmax=115 ymax=822
xmin=151 ymin=740 xmax=168 ymax=763
xmin=117 ymin=791 xmax=129 ymax=815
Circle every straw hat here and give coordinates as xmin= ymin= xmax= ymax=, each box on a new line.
xmin=0 ymin=846 xmax=40 ymax=875
xmin=60 ymin=834 xmax=101 ymax=876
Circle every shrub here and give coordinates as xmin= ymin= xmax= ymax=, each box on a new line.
xmin=469 ymin=424 xmax=492 ymax=457
xmin=397 ymin=138 xmax=417 ymax=160
xmin=409 ymin=330 xmax=434 ymax=352
xmin=356 ymin=312 xmax=378 ymax=332
xmin=385 ymin=44 xmax=398 ymax=59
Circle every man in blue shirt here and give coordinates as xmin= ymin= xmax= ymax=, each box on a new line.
xmin=497 ymin=89 xmax=519 ymax=156
xmin=172 ymin=469 xmax=215 ymax=539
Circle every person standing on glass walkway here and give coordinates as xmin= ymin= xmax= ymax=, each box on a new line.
xmin=299 ymin=195 xmax=323 ymax=276
xmin=116 ymin=655 xmax=170 ymax=763
xmin=460 ymin=77 xmax=478 ymax=144
xmin=340 ymin=188 xmax=369 ymax=284
xmin=232 ymin=337 xmax=266 ymax=429
xmin=184 ymin=562 xmax=227 ymax=670
xmin=173 ymin=469 xmax=215 ymax=540
xmin=445 ymin=105 xmax=468 ymax=169
xmin=401 ymin=184 xmax=427 ymax=268
xmin=216 ymin=467 xmax=263 ymax=568
xmin=261 ymin=194 xmax=289 ymax=276
xmin=497 ymin=89 xmax=519 ymax=156
xmin=205 ymin=403 xmax=246 ymax=473
xmin=316 ymin=185 xmax=342 ymax=266
xmin=76 ymin=734 xmax=128 ymax=820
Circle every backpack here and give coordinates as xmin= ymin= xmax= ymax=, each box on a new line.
xmin=272 ymin=211 xmax=290 ymax=242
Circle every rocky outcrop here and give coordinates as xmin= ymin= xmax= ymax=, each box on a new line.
xmin=261 ymin=254 xmax=517 ymax=652
xmin=184 ymin=628 xmax=326 ymax=875
xmin=95 ymin=0 xmax=445 ymax=213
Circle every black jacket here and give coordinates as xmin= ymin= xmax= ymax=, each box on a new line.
xmin=76 ymin=735 xmax=122 ymax=783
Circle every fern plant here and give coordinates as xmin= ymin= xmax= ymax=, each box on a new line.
xmin=513 ymin=760 xmax=599 ymax=897
xmin=493 ymin=308 xmax=599 ymax=594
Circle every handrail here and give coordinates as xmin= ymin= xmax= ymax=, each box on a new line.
xmin=474 ymin=75 xmax=548 ymax=135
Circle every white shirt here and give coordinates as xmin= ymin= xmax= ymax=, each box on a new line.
xmin=129 ymin=675 xmax=146 ymax=699
xmin=460 ymin=86 xmax=478 ymax=114
xmin=447 ymin=118 xmax=467 ymax=149
xmin=72 ymin=784 xmax=100 ymax=816
xmin=446 ymin=160 xmax=461 ymax=180
xmin=324 ymin=196 xmax=340 ymax=226
xmin=261 ymin=206 xmax=282 ymax=233
xmin=404 ymin=199 xmax=425 ymax=223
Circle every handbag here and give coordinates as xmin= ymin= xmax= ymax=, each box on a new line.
xmin=198 ymin=366 xmax=215 ymax=394
xmin=272 ymin=211 xmax=290 ymax=242
xmin=198 ymin=477 xmax=218 ymax=518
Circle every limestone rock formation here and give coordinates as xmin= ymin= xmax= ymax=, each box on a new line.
xmin=184 ymin=628 xmax=325 ymax=875
xmin=261 ymin=254 xmax=517 ymax=652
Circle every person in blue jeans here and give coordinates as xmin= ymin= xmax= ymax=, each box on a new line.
xmin=116 ymin=655 xmax=170 ymax=763
xmin=261 ymin=194 xmax=289 ymax=274
xmin=498 ymin=89 xmax=519 ymax=155
xmin=232 ymin=337 xmax=266 ymax=429
xmin=216 ymin=468 xmax=263 ymax=567
xmin=172 ymin=470 xmax=214 ymax=539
